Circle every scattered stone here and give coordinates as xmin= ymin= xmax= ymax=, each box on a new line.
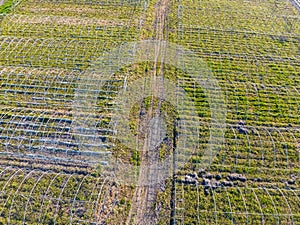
xmin=201 ymin=178 xmax=221 ymax=190
xmin=239 ymin=176 xmax=246 ymax=182
xmin=288 ymin=179 xmax=295 ymax=185
xmin=188 ymin=172 xmax=198 ymax=179
xmin=227 ymin=174 xmax=238 ymax=181
xmin=254 ymin=178 xmax=262 ymax=182
xmin=204 ymin=188 xmax=209 ymax=196
xmin=221 ymin=181 xmax=234 ymax=187
xmin=183 ymin=174 xmax=198 ymax=184
xmin=198 ymin=169 xmax=206 ymax=176
xmin=238 ymin=120 xmax=246 ymax=126
xmin=210 ymin=180 xmax=220 ymax=189
xmin=215 ymin=174 xmax=222 ymax=180
xmin=260 ymin=84 xmax=266 ymax=89
xmin=204 ymin=173 xmax=214 ymax=179
xmin=291 ymin=174 xmax=298 ymax=180
xmin=201 ymin=178 xmax=210 ymax=186
xmin=238 ymin=126 xmax=248 ymax=135
xmin=279 ymin=35 xmax=287 ymax=42
xmin=227 ymin=173 xmax=247 ymax=182
xmin=99 ymin=136 xmax=106 ymax=142
xmin=75 ymin=207 xmax=86 ymax=217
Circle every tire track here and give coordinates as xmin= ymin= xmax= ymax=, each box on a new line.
xmin=125 ymin=0 xmax=170 ymax=224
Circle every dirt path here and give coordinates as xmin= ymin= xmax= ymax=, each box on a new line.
xmin=125 ymin=0 xmax=170 ymax=224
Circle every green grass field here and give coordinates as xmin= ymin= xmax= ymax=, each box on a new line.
xmin=0 ymin=0 xmax=300 ymax=224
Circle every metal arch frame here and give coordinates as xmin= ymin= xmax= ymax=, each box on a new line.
xmin=0 ymin=107 xmax=15 ymax=122
xmin=209 ymin=186 xmax=218 ymax=225
xmin=250 ymin=82 xmax=261 ymax=122
xmin=195 ymin=181 xmax=201 ymax=225
xmin=51 ymin=112 xmax=76 ymax=155
xmin=261 ymin=84 xmax=272 ymax=121
xmin=14 ymin=38 xmax=33 ymax=65
xmin=262 ymin=187 xmax=280 ymax=225
xmin=280 ymin=85 xmax=293 ymax=119
xmin=37 ymin=172 xmax=62 ymax=224
xmin=69 ymin=174 xmax=89 ymax=224
xmin=242 ymin=81 xmax=250 ymax=122
xmin=271 ymin=84 xmax=285 ymax=120
xmin=273 ymin=127 xmax=289 ymax=169
xmin=29 ymin=109 xmax=57 ymax=153
xmin=0 ymin=1 xmax=298 ymax=225
xmin=39 ymin=173 xmax=71 ymax=224
xmin=0 ymin=166 xmax=13 ymax=192
xmin=93 ymin=176 xmax=109 ymax=221
xmin=43 ymin=39 xmax=56 ymax=64
xmin=2 ymin=65 xmax=77 ymax=156
xmin=95 ymin=177 xmax=115 ymax=223
xmin=262 ymin=127 xmax=277 ymax=168
xmin=250 ymin=127 xmax=264 ymax=172
xmin=0 ymin=66 xmax=18 ymax=89
xmin=229 ymin=125 xmax=239 ymax=172
xmin=237 ymin=187 xmax=249 ymax=224
xmin=22 ymin=171 xmax=50 ymax=224
xmin=285 ymin=127 xmax=300 ymax=172
xmin=0 ymin=168 xmax=25 ymax=218
xmin=251 ymin=188 xmax=265 ymax=225
xmin=0 ymin=107 xmax=16 ymax=147
xmin=16 ymin=110 xmax=43 ymax=151
xmin=96 ymin=179 xmax=119 ymax=225
xmin=3 ymin=109 xmax=28 ymax=150
xmin=1 ymin=37 xmax=24 ymax=59
xmin=83 ymin=176 xmax=103 ymax=221
xmin=31 ymin=39 xmax=51 ymax=66
xmin=6 ymin=109 xmax=38 ymax=153
xmin=243 ymin=123 xmax=252 ymax=170
xmin=18 ymin=109 xmax=50 ymax=152
xmin=0 ymin=165 xmax=12 ymax=177
xmin=288 ymin=86 xmax=300 ymax=121
xmin=52 ymin=174 xmax=75 ymax=224
xmin=174 ymin=181 xmax=185 ymax=225
xmin=2 ymin=68 xmax=22 ymax=95
xmin=7 ymin=169 xmax=37 ymax=224
xmin=287 ymin=187 xmax=300 ymax=212
xmin=277 ymin=187 xmax=294 ymax=224
xmin=290 ymin=86 xmax=300 ymax=124
xmin=40 ymin=110 xmax=67 ymax=155
xmin=59 ymin=38 xmax=74 ymax=67
xmin=223 ymin=186 xmax=234 ymax=224
xmin=43 ymin=110 xmax=69 ymax=154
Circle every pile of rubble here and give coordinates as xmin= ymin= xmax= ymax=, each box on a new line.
xmin=237 ymin=120 xmax=249 ymax=135
xmin=177 ymin=170 xmax=247 ymax=195
xmin=177 ymin=172 xmax=198 ymax=185
xmin=227 ymin=173 xmax=247 ymax=182
xmin=201 ymin=172 xmax=239 ymax=195
xmin=284 ymin=174 xmax=298 ymax=186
